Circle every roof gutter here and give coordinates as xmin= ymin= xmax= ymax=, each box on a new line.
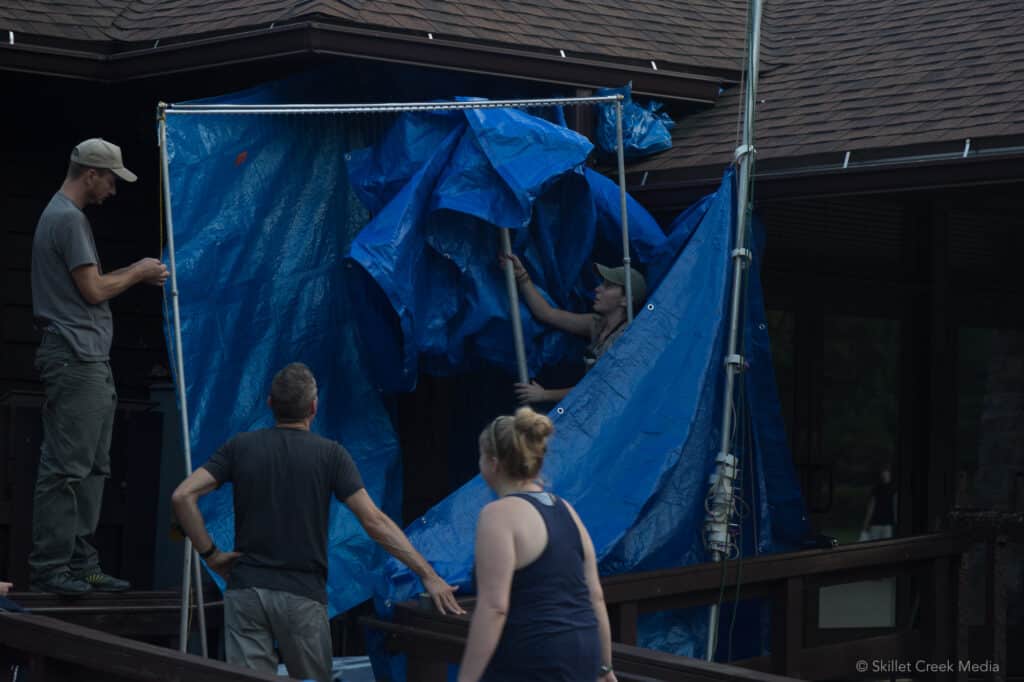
xmin=629 ymin=144 xmax=1024 ymax=209
xmin=0 ymin=22 xmax=727 ymax=103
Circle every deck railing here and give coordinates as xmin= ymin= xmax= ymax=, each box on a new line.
xmin=365 ymin=532 xmax=968 ymax=681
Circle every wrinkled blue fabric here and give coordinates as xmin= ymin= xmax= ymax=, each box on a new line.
xmin=163 ymin=87 xmax=402 ymax=617
xmin=161 ymin=70 xmax=808 ymax=665
xmin=379 ymin=170 xmax=810 ymax=664
xmin=595 ymin=82 xmax=675 ymax=158
xmin=345 ymin=105 xmax=667 ymax=392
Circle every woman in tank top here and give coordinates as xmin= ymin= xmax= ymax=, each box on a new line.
xmin=499 ymin=253 xmax=646 ymax=406
xmin=457 ymin=408 xmax=617 ymax=682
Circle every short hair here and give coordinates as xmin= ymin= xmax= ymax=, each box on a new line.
xmin=67 ymin=160 xmax=88 ymax=180
xmin=66 ymin=161 xmax=109 ymax=181
xmin=479 ymin=407 xmax=554 ymax=480
xmin=270 ymin=363 xmax=317 ymax=421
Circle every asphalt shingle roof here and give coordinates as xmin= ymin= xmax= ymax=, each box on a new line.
xmin=630 ymin=0 xmax=1024 ymax=174
xmin=4 ymin=0 xmax=1021 ymax=173
xmin=0 ymin=0 xmax=750 ymax=74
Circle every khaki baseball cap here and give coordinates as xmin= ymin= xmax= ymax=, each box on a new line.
xmin=71 ymin=138 xmax=138 ymax=182
xmin=595 ymin=262 xmax=647 ymax=306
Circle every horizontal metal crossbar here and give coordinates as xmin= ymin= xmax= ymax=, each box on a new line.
xmin=165 ymin=94 xmax=623 ymax=115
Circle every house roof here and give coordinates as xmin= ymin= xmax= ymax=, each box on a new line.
xmin=5 ymin=0 xmax=1020 ymax=197
xmin=0 ymin=1 xmax=744 ymax=99
xmin=627 ymin=0 xmax=1024 ymax=195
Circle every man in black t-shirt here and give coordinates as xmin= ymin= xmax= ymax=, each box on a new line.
xmin=172 ymin=363 xmax=463 ymax=681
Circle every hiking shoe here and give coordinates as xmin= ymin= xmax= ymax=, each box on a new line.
xmin=31 ymin=572 xmax=92 ymax=596
xmin=75 ymin=571 xmax=131 ymax=592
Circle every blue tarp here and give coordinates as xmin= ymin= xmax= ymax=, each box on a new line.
xmin=595 ymin=82 xmax=675 ymax=158
xmin=162 ymin=70 xmax=808 ymax=663
xmin=376 ymin=169 xmax=809 ymax=662
xmin=345 ymin=107 xmax=667 ymax=392
xmin=164 ymin=91 xmax=403 ymax=617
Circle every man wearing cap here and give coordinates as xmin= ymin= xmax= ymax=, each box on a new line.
xmin=500 ymin=254 xmax=647 ymax=405
xmin=29 ymin=138 xmax=168 ymax=595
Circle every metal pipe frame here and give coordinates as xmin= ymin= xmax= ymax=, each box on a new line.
xmin=159 ymin=106 xmax=207 ymax=654
xmin=500 ymin=229 xmax=529 ymax=384
xmin=614 ymin=99 xmax=635 ymax=322
xmin=166 ymin=95 xmax=623 ymax=115
xmin=705 ymin=0 xmax=763 ymax=662
xmin=161 ymin=92 xmax=634 ymax=640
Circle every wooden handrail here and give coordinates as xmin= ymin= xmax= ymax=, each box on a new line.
xmin=363 ymin=615 xmax=802 ymax=682
xmin=0 ymin=612 xmax=285 ymax=682
xmin=369 ymin=532 xmax=969 ymax=681
xmin=601 ymin=532 xmax=964 ymax=604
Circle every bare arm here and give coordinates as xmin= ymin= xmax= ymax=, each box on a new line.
xmin=171 ymin=468 xmax=241 ymax=578
xmin=345 ymin=489 xmax=463 ymax=614
xmin=513 ymin=381 xmax=573 ymax=405
xmin=457 ymin=504 xmax=516 ymax=682
xmin=71 ymin=258 xmax=167 ymax=305
xmin=502 ymin=254 xmax=592 ymax=337
xmin=564 ymin=502 xmax=617 ymax=681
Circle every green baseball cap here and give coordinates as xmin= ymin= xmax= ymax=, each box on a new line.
xmin=594 ymin=262 xmax=647 ymax=306
xmin=71 ymin=138 xmax=137 ymax=182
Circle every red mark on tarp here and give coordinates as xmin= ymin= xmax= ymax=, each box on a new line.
xmin=235 ymin=151 xmax=248 ymax=166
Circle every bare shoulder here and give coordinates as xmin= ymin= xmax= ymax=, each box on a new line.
xmin=559 ymin=497 xmax=583 ymax=522
xmin=479 ymin=496 xmax=540 ymax=528
xmin=481 ymin=495 xmax=532 ymax=517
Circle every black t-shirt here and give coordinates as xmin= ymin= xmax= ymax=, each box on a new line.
xmin=202 ymin=427 xmax=364 ymax=604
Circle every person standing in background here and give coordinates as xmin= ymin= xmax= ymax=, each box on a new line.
xmin=861 ymin=467 xmax=896 ymax=541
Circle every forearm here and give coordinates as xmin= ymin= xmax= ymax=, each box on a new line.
xmin=543 ymin=386 xmax=573 ymax=403
xmin=518 ymin=279 xmax=559 ymax=325
xmin=92 ymin=265 xmax=144 ymax=303
xmin=457 ymin=605 xmax=507 ymax=682
xmin=593 ymin=595 xmax=614 ymax=671
xmin=171 ymin=494 xmax=215 ymax=553
xmin=366 ymin=511 xmax=437 ymax=581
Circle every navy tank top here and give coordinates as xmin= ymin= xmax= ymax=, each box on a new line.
xmin=481 ymin=493 xmax=600 ymax=681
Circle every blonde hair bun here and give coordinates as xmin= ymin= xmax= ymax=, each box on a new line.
xmin=513 ymin=406 xmax=554 ymax=442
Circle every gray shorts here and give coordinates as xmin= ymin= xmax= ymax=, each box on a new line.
xmin=224 ymin=587 xmax=332 ymax=682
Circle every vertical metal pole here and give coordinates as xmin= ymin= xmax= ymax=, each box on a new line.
xmin=178 ymin=547 xmax=193 ymax=651
xmin=500 ymin=228 xmax=529 ymax=384
xmin=705 ymin=0 xmax=763 ymax=662
xmin=614 ymin=98 xmax=634 ymax=322
xmin=159 ymin=105 xmax=205 ymax=653
xmin=192 ymin=551 xmax=209 ymax=657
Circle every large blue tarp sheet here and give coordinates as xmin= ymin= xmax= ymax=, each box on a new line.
xmin=164 ymin=88 xmax=403 ymax=617
xmin=163 ymin=70 xmax=808 ymax=662
xmin=345 ymin=106 xmax=666 ymax=392
xmin=375 ymin=167 xmax=810 ymax=662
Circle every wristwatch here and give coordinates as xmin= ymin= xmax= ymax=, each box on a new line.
xmin=599 ymin=664 xmax=613 ymax=676
xmin=199 ymin=543 xmax=218 ymax=559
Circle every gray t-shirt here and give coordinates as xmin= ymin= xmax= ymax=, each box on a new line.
xmin=31 ymin=192 xmax=113 ymax=361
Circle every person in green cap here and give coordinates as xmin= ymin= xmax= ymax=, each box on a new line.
xmin=29 ymin=138 xmax=168 ymax=596
xmin=500 ymin=254 xmax=646 ymax=405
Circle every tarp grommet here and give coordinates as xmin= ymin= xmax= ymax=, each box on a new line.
xmin=556 ymin=407 xmax=565 ymax=415
xmin=646 ymin=303 xmax=655 ymax=311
